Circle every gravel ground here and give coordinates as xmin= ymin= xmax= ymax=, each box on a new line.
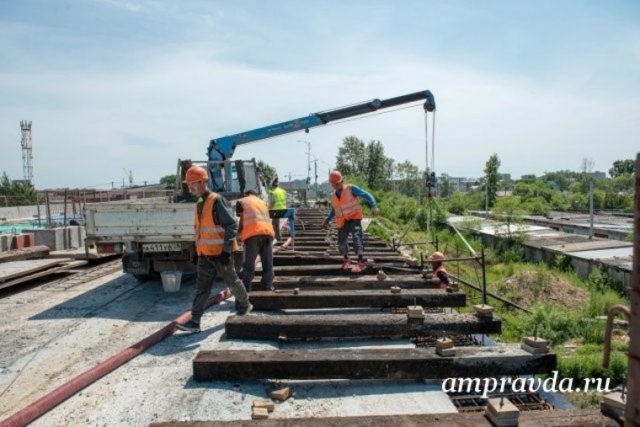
xmin=0 ymin=270 xmax=456 ymax=426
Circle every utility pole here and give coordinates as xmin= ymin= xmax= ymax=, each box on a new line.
xmin=297 ymin=140 xmax=312 ymax=192
xmin=589 ymin=180 xmax=594 ymax=239
xmin=314 ymin=159 xmax=318 ymax=198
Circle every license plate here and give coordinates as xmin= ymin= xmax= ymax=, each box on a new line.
xmin=142 ymin=243 xmax=182 ymax=252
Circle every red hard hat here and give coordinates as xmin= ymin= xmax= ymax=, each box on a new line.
xmin=183 ymin=165 xmax=208 ymax=184
xmin=329 ymin=170 xmax=343 ymax=185
xmin=429 ymin=251 xmax=445 ymax=261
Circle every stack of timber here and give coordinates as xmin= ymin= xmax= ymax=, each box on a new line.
xmin=0 ymin=247 xmax=87 ymax=290
xmin=195 ymin=207 xmax=556 ymax=385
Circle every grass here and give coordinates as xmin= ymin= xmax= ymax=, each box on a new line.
xmin=367 ymin=212 xmax=631 ymax=387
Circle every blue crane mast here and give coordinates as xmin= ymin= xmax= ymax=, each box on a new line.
xmin=206 ymin=90 xmax=435 ymax=191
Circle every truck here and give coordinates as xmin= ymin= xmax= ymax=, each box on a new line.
xmin=84 ymin=90 xmax=436 ymax=282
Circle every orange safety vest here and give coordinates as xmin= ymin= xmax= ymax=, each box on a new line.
xmin=239 ymin=195 xmax=275 ymax=241
xmin=331 ymin=184 xmax=363 ymax=228
xmin=194 ymin=193 xmax=239 ymax=256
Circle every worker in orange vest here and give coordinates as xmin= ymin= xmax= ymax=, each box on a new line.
xmin=237 ymin=189 xmax=276 ymax=292
xmin=429 ymin=251 xmax=449 ymax=289
xmin=321 ymin=170 xmax=379 ymax=273
xmin=177 ymin=165 xmax=252 ymax=334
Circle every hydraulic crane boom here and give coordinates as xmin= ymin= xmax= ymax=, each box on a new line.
xmin=207 ymin=90 xmax=436 ymax=162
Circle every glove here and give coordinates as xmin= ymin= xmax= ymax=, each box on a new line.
xmin=219 ymin=251 xmax=231 ymax=265
xmin=372 ymin=207 xmax=380 ymax=217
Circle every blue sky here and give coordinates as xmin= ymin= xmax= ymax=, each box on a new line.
xmin=0 ymin=0 xmax=638 ymax=188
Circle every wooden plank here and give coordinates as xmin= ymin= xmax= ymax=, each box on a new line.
xmin=248 ymin=289 xmax=465 ymax=309
xmin=0 ymin=258 xmax=71 ymax=283
xmin=193 ymin=345 xmax=555 ymax=380
xmin=257 ymin=275 xmax=440 ymax=290
xmin=256 ymin=264 xmax=419 ymax=276
xmin=151 ymin=410 xmax=618 ymax=427
xmin=0 ymin=245 xmax=50 ymax=263
xmin=283 ymin=244 xmax=396 ymax=252
xmin=224 ymin=313 xmax=501 ymax=340
xmin=272 ymin=254 xmax=410 ymax=266
xmin=275 ymin=250 xmax=402 ymax=257
xmin=0 ymin=260 xmax=87 ymax=290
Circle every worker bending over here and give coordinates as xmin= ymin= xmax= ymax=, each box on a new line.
xmin=429 ymin=251 xmax=449 ymax=289
xmin=322 ymin=170 xmax=379 ymax=273
xmin=177 ymin=165 xmax=252 ymax=334
xmin=237 ymin=189 xmax=275 ymax=292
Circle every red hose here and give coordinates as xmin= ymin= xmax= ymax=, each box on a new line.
xmin=0 ymin=288 xmax=232 ymax=427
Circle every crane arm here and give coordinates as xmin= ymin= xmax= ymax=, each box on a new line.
xmin=207 ymin=90 xmax=435 ymax=162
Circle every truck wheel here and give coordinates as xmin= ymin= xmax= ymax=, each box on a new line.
xmin=133 ymin=270 xmax=160 ymax=282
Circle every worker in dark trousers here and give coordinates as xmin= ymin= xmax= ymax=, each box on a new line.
xmin=177 ymin=165 xmax=252 ymax=334
xmin=321 ymin=170 xmax=378 ymax=273
xmin=268 ymin=176 xmax=287 ymax=241
xmin=237 ymin=189 xmax=275 ymax=291
xmin=429 ymin=251 xmax=449 ymax=289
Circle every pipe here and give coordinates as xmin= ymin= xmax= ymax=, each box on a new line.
xmin=0 ymin=289 xmax=232 ymax=427
xmin=602 ymin=304 xmax=630 ymax=369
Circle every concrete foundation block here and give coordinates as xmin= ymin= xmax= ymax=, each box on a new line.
xmin=0 ymin=234 xmax=11 ymax=252
xmin=23 ymin=228 xmax=66 ymax=251
xmin=12 ymin=233 xmax=35 ymax=250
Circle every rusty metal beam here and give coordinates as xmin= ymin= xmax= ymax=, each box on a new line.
xmin=193 ymin=345 xmax=554 ymax=380
xmin=224 ymin=313 xmax=500 ymax=340
xmin=248 ymin=289 xmax=465 ymax=310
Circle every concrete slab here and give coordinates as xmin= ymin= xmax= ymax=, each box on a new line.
xmin=566 ymin=247 xmax=633 ymax=260
xmin=0 ymin=273 xmax=464 ymax=426
xmin=546 ymin=240 xmax=632 ymax=252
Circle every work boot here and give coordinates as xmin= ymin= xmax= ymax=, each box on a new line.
xmin=341 ymin=258 xmax=351 ymax=270
xmin=236 ymin=303 xmax=253 ymax=316
xmin=262 ymin=285 xmax=275 ymax=291
xmin=176 ymin=320 xmax=201 ymax=333
xmin=350 ymin=261 xmax=367 ymax=273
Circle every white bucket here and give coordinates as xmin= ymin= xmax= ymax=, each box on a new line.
xmin=160 ymin=270 xmax=182 ymax=293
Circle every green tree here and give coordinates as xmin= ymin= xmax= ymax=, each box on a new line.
xmin=257 ymin=160 xmax=277 ymax=187
xmin=484 ymin=154 xmax=501 ymax=208
xmin=395 ymin=160 xmax=421 ymax=196
xmin=336 ymin=136 xmax=367 ymax=177
xmin=439 ymin=173 xmax=452 ymax=198
xmin=446 ymin=191 xmax=468 ymax=215
xmin=609 ymin=159 xmax=635 ymax=178
xmin=159 ymin=174 xmax=177 ymax=188
xmin=0 ymin=172 xmax=37 ymax=205
xmin=493 ymin=195 xmax=524 ymax=239
xmin=365 ymin=140 xmax=393 ymax=190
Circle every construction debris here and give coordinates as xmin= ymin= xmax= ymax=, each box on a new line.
xmin=485 ymin=397 xmax=520 ymax=427
xmin=269 ymin=387 xmax=292 ymax=401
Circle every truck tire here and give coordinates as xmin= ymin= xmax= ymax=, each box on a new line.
xmin=132 ymin=270 xmax=160 ymax=282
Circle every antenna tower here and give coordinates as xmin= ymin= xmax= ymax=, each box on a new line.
xmin=20 ymin=120 xmax=34 ymax=185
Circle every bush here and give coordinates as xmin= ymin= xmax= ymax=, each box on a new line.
xmin=554 ymin=254 xmax=572 ymax=272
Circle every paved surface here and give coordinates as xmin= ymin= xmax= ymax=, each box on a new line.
xmin=0 ymin=270 xmax=456 ymax=426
